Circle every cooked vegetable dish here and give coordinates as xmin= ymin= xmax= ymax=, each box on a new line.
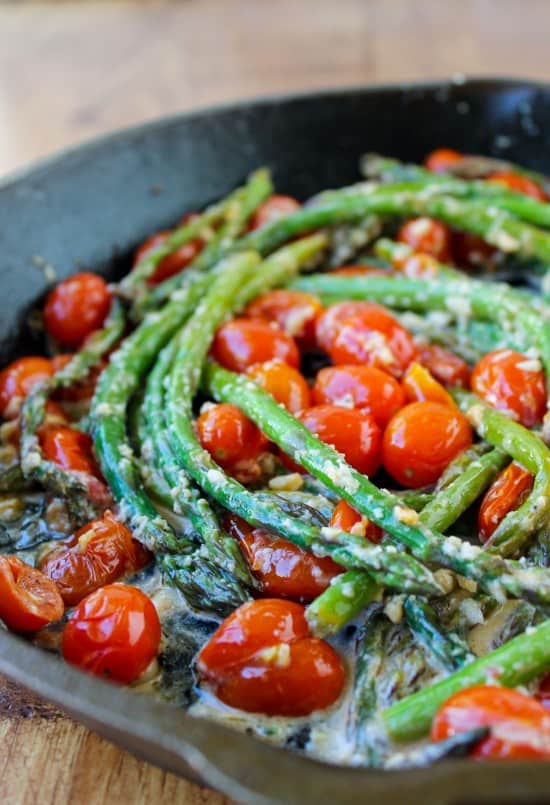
xmin=1 ymin=147 xmax=550 ymax=766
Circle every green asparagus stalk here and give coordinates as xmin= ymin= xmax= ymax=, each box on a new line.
xmin=403 ymin=596 xmax=474 ymax=671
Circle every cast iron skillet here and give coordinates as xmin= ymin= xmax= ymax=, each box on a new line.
xmin=1 ymin=78 xmax=550 ymax=804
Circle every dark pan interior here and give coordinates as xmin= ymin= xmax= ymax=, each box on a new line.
xmin=1 ymin=78 xmax=550 ymax=804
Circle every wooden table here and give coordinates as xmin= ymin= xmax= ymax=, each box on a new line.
xmin=1 ymin=1 xmax=550 ymax=802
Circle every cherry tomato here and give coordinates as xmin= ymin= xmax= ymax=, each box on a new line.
xmin=52 ymin=353 xmax=107 ymax=402
xmin=537 ymin=674 xmax=550 ymax=710
xmin=0 ymin=356 xmax=54 ymax=419
xmin=471 ymin=349 xmax=547 ymax=428
xmin=197 ymin=598 xmax=345 ymax=716
xmin=40 ymin=426 xmax=103 ymax=479
xmin=397 ymin=253 xmax=440 ymax=279
xmin=451 ymin=231 xmax=497 ymax=268
xmin=6 ymin=400 xmax=68 ymax=449
xmin=487 ymin=171 xmax=548 ymax=201
xmin=211 ymin=318 xmax=300 ymax=373
xmin=196 ymin=403 xmax=268 ymax=482
xmin=44 ymin=272 xmax=111 ymax=348
xmin=39 ymin=512 xmax=152 ymax=605
xmin=133 ymin=222 xmax=203 ymax=285
xmin=244 ymin=290 xmax=323 ymax=350
xmin=478 ymin=462 xmax=534 ymax=542
xmin=382 ymin=401 xmax=472 ymax=488
xmin=226 ymin=515 xmax=341 ymax=601
xmin=402 ymin=362 xmax=454 ymax=407
xmin=246 ymin=360 xmax=310 ymax=413
xmin=397 ymin=217 xmax=452 ymax=262
xmin=316 ymin=301 xmax=417 ymax=378
xmin=311 ymin=365 xmax=405 ymax=429
xmin=417 ymin=343 xmax=471 ymax=389
xmin=248 ymin=195 xmax=301 ymax=231
xmin=0 ymin=555 xmax=64 ymax=633
xmin=329 ymin=500 xmax=382 ymax=544
xmin=424 ymin=148 xmax=463 ymax=173
xmin=62 ymin=584 xmax=161 ymax=684
xmin=283 ymin=405 xmax=382 ymax=477
xmin=431 ymin=685 xmax=550 ymax=759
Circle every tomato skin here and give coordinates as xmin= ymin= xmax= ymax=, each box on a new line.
xmin=311 ymin=365 xmax=405 ymax=428
xmin=248 ymin=195 xmax=301 ymax=231
xmin=487 ymin=171 xmax=548 ymax=201
xmin=44 ymin=273 xmax=111 ymax=348
xmin=0 ymin=555 xmax=64 ymax=633
xmin=478 ymin=462 xmax=534 ymax=542
xmin=197 ymin=598 xmax=345 ymax=716
xmin=133 ymin=223 xmax=203 ymax=285
xmin=402 ymin=362 xmax=454 ymax=407
xmin=283 ymin=405 xmax=382 ymax=477
xmin=471 ymin=349 xmax=547 ymax=428
xmin=397 ymin=217 xmax=452 ymax=262
xmin=212 ymin=318 xmax=300 ymax=373
xmin=417 ymin=343 xmax=471 ymax=389
xmin=424 ymin=148 xmax=463 ymax=173
xmin=226 ymin=515 xmax=341 ymax=602
xmin=244 ymin=290 xmax=323 ymax=350
xmin=382 ymin=401 xmax=472 ymax=488
xmin=316 ymin=302 xmax=417 ymax=378
xmin=246 ymin=360 xmax=310 ymax=413
xmin=432 ymin=686 xmax=550 ymax=759
xmin=451 ymin=231 xmax=497 ymax=268
xmin=0 ymin=357 xmax=54 ymax=419
xmin=62 ymin=584 xmax=161 ymax=684
xmin=329 ymin=500 xmax=382 ymax=544
xmin=196 ymin=403 xmax=268 ymax=482
xmin=39 ymin=512 xmax=152 ymax=605
xmin=40 ymin=426 xmax=103 ymax=479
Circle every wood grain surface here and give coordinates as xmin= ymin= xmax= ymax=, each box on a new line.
xmin=1 ymin=1 xmax=549 ymax=803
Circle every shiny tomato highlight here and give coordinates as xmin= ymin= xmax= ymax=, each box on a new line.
xmin=211 ymin=318 xmax=300 ymax=373
xmin=244 ymin=289 xmax=323 ymax=350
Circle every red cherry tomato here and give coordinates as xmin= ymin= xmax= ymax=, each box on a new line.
xmin=431 ymin=685 xmax=550 ymax=759
xmin=197 ymin=598 xmax=345 ymax=716
xmin=40 ymin=426 xmax=103 ymax=479
xmin=451 ymin=231 xmax=497 ymax=268
xmin=283 ymin=405 xmax=382 ymax=477
xmin=44 ymin=272 xmax=111 ymax=348
xmin=424 ymin=148 xmax=463 ymax=173
xmin=329 ymin=500 xmax=382 ymax=544
xmin=248 ymin=195 xmax=301 ymax=231
xmin=382 ymin=401 xmax=472 ymax=488
xmin=133 ymin=221 xmax=203 ymax=286
xmin=402 ymin=362 xmax=454 ymax=407
xmin=316 ymin=302 xmax=417 ymax=378
xmin=0 ymin=356 xmax=54 ymax=419
xmin=226 ymin=515 xmax=341 ymax=601
xmin=196 ymin=403 xmax=268 ymax=482
xmin=478 ymin=462 xmax=534 ymax=542
xmin=417 ymin=343 xmax=471 ymax=389
xmin=62 ymin=584 xmax=161 ymax=684
xmin=52 ymin=353 xmax=107 ymax=402
xmin=0 ymin=555 xmax=64 ymax=633
xmin=311 ymin=365 xmax=405 ymax=429
xmin=244 ymin=289 xmax=323 ymax=350
xmin=397 ymin=217 xmax=452 ymax=262
xmin=397 ymin=253 xmax=440 ymax=279
xmin=471 ymin=349 xmax=547 ymax=428
xmin=211 ymin=318 xmax=300 ymax=373
xmin=487 ymin=172 xmax=548 ymax=201
xmin=39 ymin=512 xmax=152 ymax=605
xmin=246 ymin=360 xmax=310 ymax=413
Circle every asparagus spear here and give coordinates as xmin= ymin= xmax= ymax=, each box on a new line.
xmin=403 ymin=596 xmax=474 ymax=671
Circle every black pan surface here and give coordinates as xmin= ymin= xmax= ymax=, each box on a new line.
xmin=1 ymin=78 xmax=550 ymax=804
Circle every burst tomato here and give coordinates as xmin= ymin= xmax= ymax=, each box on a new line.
xmin=471 ymin=349 xmax=547 ymax=428
xmin=311 ymin=365 xmax=405 ymax=429
xmin=417 ymin=343 xmax=471 ymax=389
xmin=397 ymin=217 xmax=452 ymax=262
xmin=0 ymin=555 xmax=63 ymax=632
xmin=329 ymin=500 xmax=382 ymax=543
xmin=40 ymin=426 xmax=103 ymax=479
xmin=244 ymin=289 xmax=322 ymax=350
xmin=44 ymin=272 xmax=111 ymax=348
xmin=39 ymin=512 xmax=152 ymax=605
xmin=478 ymin=462 xmax=534 ymax=542
xmin=212 ymin=318 xmax=300 ymax=373
xmin=432 ymin=685 xmax=550 ymax=759
xmin=382 ymin=401 xmax=472 ymax=488
xmin=402 ymin=362 xmax=454 ymax=406
xmin=62 ymin=584 xmax=161 ymax=684
xmin=226 ymin=515 xmax=341 ymax=601
xmin=248 ymin=195 xmax=301 ymax=231
xmin=246 ymin=360 xmax=310 ymax=413
xmin=0 ymin=356 xmax=54 ymax=419
xmin=197 ymin=598 xmax=345 ymax=716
